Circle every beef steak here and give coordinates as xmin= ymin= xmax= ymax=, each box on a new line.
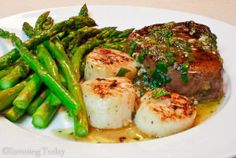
xmin=127 ymin=21 xmax=223 ymax=102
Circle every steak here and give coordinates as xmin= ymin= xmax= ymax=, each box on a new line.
xmin=127 ymin=21 xmax=224 ymax=102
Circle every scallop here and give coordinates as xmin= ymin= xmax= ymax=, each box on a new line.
xmin=134 ymin=89 xmax=196 ymax=137
xmin=84 ymin=48 xmax=137 ymax=80
xmin=81 ymin=77 xmax=136 ymax=129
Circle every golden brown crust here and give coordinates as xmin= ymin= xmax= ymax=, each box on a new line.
xmin=143 ymin=91 xmax=195 ymax=121
xmin=89 ymin=48 xmax=132 ymax=65
xmin=89 ymin=77 xmax=133 ymax=98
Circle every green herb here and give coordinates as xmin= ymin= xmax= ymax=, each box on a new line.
xmin=152 ymin=88 xmax=170 ymax=99
xmin=150 ymin=61 xmax=171 ymax=88
xmin=155 ymin=61 xmax=168 ymax=73
xmin=188 ymin=53 xmax=194 ymax=61
xmin=128 ymin=41 xmax=137 ymax=56
xmin=174 ymin=40 xmax=191 ymax=52
xmin=116 ymin=68 xmax=130 ymax=77
xmin=150 ymin=71 xmax=171 ymax=88
xmin=165 ymin=51 xmax=176 ymax=65
xmin=137 ymin=53 xmax=145 ymax=63
xmin=153 ymin=29 xmax=173 ymax=39
xmin=181 ymin=62 xmax=189 ymax=84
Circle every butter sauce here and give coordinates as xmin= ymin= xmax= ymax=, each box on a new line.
xmin=54 ymin=99 xmax=221 ymax=143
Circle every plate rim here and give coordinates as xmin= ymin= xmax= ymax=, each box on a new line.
xmin=0 ymin=5 xmax=235 ymax=158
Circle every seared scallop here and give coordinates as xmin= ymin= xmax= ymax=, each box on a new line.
xmin=81 ymin=77 xmax=136 ymax=129
xmin=84 ymin=48 xmax=137 ymax=80
xmin=134 ymin=89 xmax=196 ymax=137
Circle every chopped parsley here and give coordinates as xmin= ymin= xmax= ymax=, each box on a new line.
xmin=116 ymin=68 xmax=130 ymax=77
xmin=149 ymin=61 xmax=171 ymax=88
xmin=152 ymin=88 xmax=170 ymax=99
xmin=137 ymin=53 xmax=145 ymax=63
xmin=128 ymin=41 xmax=137 ymax=56
xmin=181 ymin=62 xmax=189 ymax=84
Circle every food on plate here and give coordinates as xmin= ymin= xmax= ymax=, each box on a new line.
xmin=134 ymin=88 xmax=196 ymax=137
xmin=84 ymin=48 xmax=137 ymax=80
xmin=0 ymin=4 xmax=224 ymax=143
xmin=81 ymin=77 xmax=136 ymax=129
xmin=128 ymin=21 xmax=223 ymax=101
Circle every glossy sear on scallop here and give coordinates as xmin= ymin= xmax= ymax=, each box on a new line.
xmin=84 ymin=48 xmax=137 ymax=80
xmin=81 ymin=77 xmax=136 ymax=129
xmin=134 ymin=89 xmax=197 ymax=137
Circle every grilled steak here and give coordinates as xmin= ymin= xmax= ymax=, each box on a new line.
xmin=127 ymin=21 xmax=223 ymax=102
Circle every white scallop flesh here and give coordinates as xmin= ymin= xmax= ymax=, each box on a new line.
xmin=134 ymin=90 xmax=197 ymax=137
xmin=84 ymin=48 xmax=137 ymax=80
xmin=81 ymin=77 xmax=136 ymax=129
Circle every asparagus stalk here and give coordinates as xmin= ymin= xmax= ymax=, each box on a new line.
xmin=0 ymin=61 xmax=30 ymax=90
xmin=0 ymin=65 xmax=14 ymax=78
xmin=0 ymin=28 xmax=78 ymax=116
xmin=0 ymin=15 xmax=96 ymax=71
xmin=44 ymin=39 xmax=89 ymax=136
xmin=35 ymin=44 xmax=61 ymax=81
xmin=34 ymin=11 xmax=50 ymax=33
xmin=101 ymin=42 xmax=126 ymax=51
xmin=79 ymin=4 xmax=89 ymax=17
xmin=18 ymin=12 xmax=58 ymax=114
xmin=71 ymin=29 xmax=115 ymax=76
xmin=23 ymin=22 xmax=35 ymax=37
xmin=42 ymin=17 xmax=54 ymax=31
xmin=0 ymin=49 xmax=20 ymax=70
xmin=32 ymin=92 xmax=61 ymax=128
xmin=5 ymin=106 xmax=25 ymax=122
xmin=27 ymin=89 xmax=50 ymax=115
xmin=64 ymin=26 xmax=100 ymax=53
xmin=13 ymin=73 xmax=42 ymax=110
xmin=0 ymin=79 xmax=27 ymax=111
xmin=117 ymin=28 xmax=134 ymax=38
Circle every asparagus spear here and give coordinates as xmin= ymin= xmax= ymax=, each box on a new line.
xmin=23 ymin=12 xmax=54 ymax=38
xmin=13 ymin=73 xmax=42 ymax=110
xmin=0 ymin=61 xmax=30 ymax=90
xmin=117 ymin=28 xmax=134 ymax=38
xmin=42 ymin=17 xmax=54 ymax=31
xmin=32 ymin=39 xmax=63 ymax=128
xmin=0 ymin=81 xmax=26 ymax=111
xmin=101 ymin=42 xmax=126 ymax=51
xmin=0 ymin=28 xmax=78 ymax=116
xmin=23 ymin=22 xmax=35 ymax=37
xmin=0 ymin=15 xmax=96 ymax=71
xmin=71 ymin=29 xmax=115 ymax=76
xmin=34 ymin=11 xmax=50 ymax=33
xmin=0 ymin=49 xmax=20 ymax=70
xmin=18 ymin=13 xmax=58 ymax=114
xmin=5 ymin=106 xmax=25 ymax=122
xmin=27 ymin=89 xmax=50 ymax=115
xmin=62 ymin=26 xmax=100 ymax=54
xmin=0 ymin=79 xmax=27 ymax=111
xmin=32 ymin=92 xmax=61 ymax=128
xmin=0 ymin=65 xmax=14 ymax=78
xmin=44 ymin=39 xmax=88 ymax=136
xmin=79 ymin=4 xmax=89 ymax=17
xmin=35 ymin=44 xmax=61 ymax=81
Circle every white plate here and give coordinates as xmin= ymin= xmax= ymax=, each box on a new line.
xmin=0 ymin=5 xmax=236 ymax=158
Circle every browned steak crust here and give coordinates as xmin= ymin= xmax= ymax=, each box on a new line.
xmin=127 ymin=21 xmax=224 ymax=101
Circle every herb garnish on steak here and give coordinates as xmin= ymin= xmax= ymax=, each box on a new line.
xmin=127 ymin=21 xmax=223 ymax=101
